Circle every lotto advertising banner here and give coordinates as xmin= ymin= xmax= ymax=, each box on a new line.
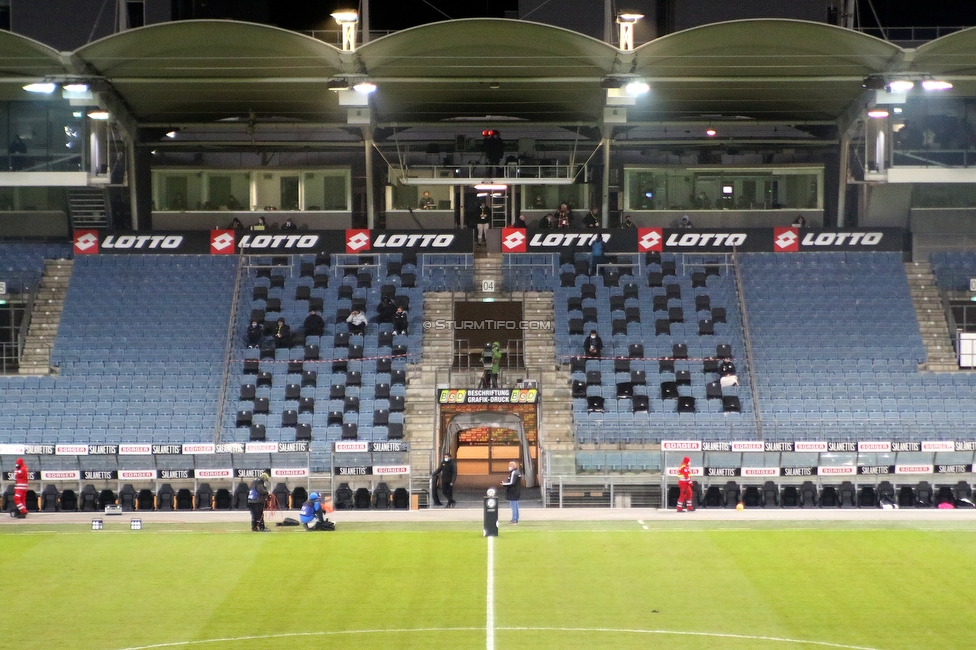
xmin=498 ymin=228 xmax=905 ymax=254
xmin=74 ymin=229 xmax=473 ymax=255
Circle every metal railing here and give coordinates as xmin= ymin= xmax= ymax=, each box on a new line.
xmin=730 ymin=248 xmax=763 ymax=439
xmin=893 ymin=149 xmax=976 ymax=168
xmin=391 ymin=163 xmax=586 ymax=186
xmin=213 ymin=253 xmax=248 ymax=444
xmin=857 ymin=25 xmax=967 ymax=41
xmin=15 ymin=290 xmax=36 ymax=367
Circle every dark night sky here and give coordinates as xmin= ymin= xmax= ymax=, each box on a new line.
xmin=226 ymin=0 xmax=976 ymax=32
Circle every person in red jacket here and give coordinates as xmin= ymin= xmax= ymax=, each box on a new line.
xmin=676 ymin=456 xmax=695 ymax=513
xmin=12 ymin=457 xmax=28 ymax=518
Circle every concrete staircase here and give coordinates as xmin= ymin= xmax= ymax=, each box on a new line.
xmin=66 ymin=187 xmax=109 ymax=229
xmin=473 ymin=255 xmax=502 ymax=295
xmin=523 ymin=290 xmax=577 ymax=477
xmin=404 ymin=291 xmax=454 ymax=498
xmin=905 ymin=261 xmax=958 ymax=372
xmin=19 ymin=259 xmax=73 ymax=375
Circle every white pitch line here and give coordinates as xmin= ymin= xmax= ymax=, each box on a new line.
xmin=112 ymin=626 xmax=881 ymax=650
xmin=486 ymin=535 xmax=495 ymax=650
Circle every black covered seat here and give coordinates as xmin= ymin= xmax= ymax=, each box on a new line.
xmin=156 ymin=484 xmax=176 ymax=511
xmin=354 ymin=487 xmax=372 ymax=509
xmin=196 ymin=483 xmax=214 ymax=510
xmin=722 ymin=481 xmax=740 ymax=508
xmin=118 ymin=484 xmax=136 ymax=511
xmin=175 ymin=488 xmax=194 ymax=510
xmin=762 ymin=481 xmax=779 ymax=508
xmin=781 ymin=485 xmax=800 ymax=508
xmin=741 ymin=486 xmax=762 ymax=508
xmin=273 ymin=483 xmax=291 ymax=510
xmin=79 ymin=484 xmax=99 ymax=512
xmin=136 ymin=489 xmax=155 ymax=510
xmin=373 ymin=482 xmax=392 ymax=509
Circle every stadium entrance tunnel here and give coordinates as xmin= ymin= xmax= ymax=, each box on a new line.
xmin=441 ymin=411 xmax=537 ymax=489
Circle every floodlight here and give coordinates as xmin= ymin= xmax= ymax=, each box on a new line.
xmin=921 ymin=79 xmax=952 ymax=91
xmin=353 ymin=81 xmax=376 ymax=94
xmin=625 ymin=80 xmax=650 ymax=96
xmin=88 ymin=111 xmax=110 ymax=120
xmin=867 ymin=108 xmax=889 ymax=119
xmin=24 ymin=82 xmax=56 ymax=94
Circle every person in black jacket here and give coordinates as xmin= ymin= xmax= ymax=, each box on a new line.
xmin=584 ymin=330 xmax=603 ymax=357
xmin=246 ymin=320 xmax=263 ymax=348
xmin=273 ymin=318 xmax=291 ymax=348
xmin=247 ymin=472 xmax=270 ymax=532
xmin=392 ymin=307 xmax=409 ymax=335
xmin=501 ymin=461 xmax=522 ymax=524
xmin=376 ymin=297 xmax=396 ymax=325
xmin=303 ymin=310 xmax=325 ymax=337
xmin=431 ymin=452 xmax=457 ymax=507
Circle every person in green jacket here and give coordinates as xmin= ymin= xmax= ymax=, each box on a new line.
xmin=490 ymin=342 xmax=502 ymax=388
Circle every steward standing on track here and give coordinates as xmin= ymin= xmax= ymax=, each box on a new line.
xmin=677 ymin=456 xmax=695 ymax=513
xmin=248 ymin=472 xmax=270 ymax=532
xmin=11 ymin=457 xmax=28 ymax=518
xmin=431 ymin=452 xmax=458 ymax=508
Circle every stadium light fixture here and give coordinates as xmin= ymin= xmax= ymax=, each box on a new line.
xmin=63 ymin=83 xmax=89 ymax=93
xmin=353 ymin=80 xmax=377 ymax=94
xmin=867 ymin=108 xmax=889 ymax=119
xmin=887 ymin=79 xmax=914 ymax=93
xmin=88 ymin=111 xmax=110 ymax=120
xmin=625 ymin=80 xmax=650 ymax=96
xmin=331 ymin=9 xmax=359 ymax=51
xmin=616 ymin=12 xmax=643 ymax=51
xmin=475 ymin=184 xmax=507 ymax=191
xmin=921 ymin=79 xmax=952 ymax=91
xmin=24 ymin=82 xmax=56 ymax=94
xmin=705 ymin=128 xmax=717 ymax=137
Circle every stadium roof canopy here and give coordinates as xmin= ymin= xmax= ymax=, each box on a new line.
xmin=1 ymin=18 xmax=972 ymax=128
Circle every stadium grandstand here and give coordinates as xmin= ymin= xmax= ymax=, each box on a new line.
xmin=4 ymin=1 xmax=976 ymax=517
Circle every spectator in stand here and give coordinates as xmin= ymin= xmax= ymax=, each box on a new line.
xmin=589 ymin=233 xmax=606 ymax=275
xmin=538 ymin=213 xmax=554 ymax=229
xmin=419 ymin=191 xmax=435 ymax=209
xmin=476 ymin=207 xmax=490 ymax=245
xmin=792 ymin=215 xmax=806 ymax=228
xmin=346 ymin=309 xmax=367 ymax=335
xmin=273 ymin=317 xmax=291 ymax=348
xmin=584 ymin=330 xmax=603 ymax=357
xmin=678 ymin=214 xmax=693 ymax=229
xmin=556 ymin=203 xmax=573 ymax=229
xmin=303 ymin=310 xmax=325 ymax=337
xmin=513 ymin=213 xmax=527 ymax=229
xmin=583 ymin=207 xmax=599 ymax=228
xmin=251 ymin=216 xmax=268 ymax=231
xmin=229 ymin=217 xmax=244 ymax=230
xmin=246 ymin=320 xmax=263 ymax=348
xmin=376 ymin=296 xmax=396 ymax=325
xmin=281 ymin=218 xmax=298 ymax=231
xmin=621 ymin=215 xmax=635 ymax=228
xmin=393 ymin=307 xmax=409 ymax=335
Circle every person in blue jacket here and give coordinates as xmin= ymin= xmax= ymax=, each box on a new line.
xmin=299 ymin=492 xmax=334 ymax=531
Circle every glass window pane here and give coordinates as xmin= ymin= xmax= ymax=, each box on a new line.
xmin=280 ymin=176 xmax=299 ymax=211
xmin=322 ymin=175 xmax=347 ymax=210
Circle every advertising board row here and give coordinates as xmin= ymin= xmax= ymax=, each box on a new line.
xmin=70 ymin=227 xmax=906 ymax=256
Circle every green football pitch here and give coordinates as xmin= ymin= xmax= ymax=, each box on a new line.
xmin=2 ymin=519 xmax=975 ymax=650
